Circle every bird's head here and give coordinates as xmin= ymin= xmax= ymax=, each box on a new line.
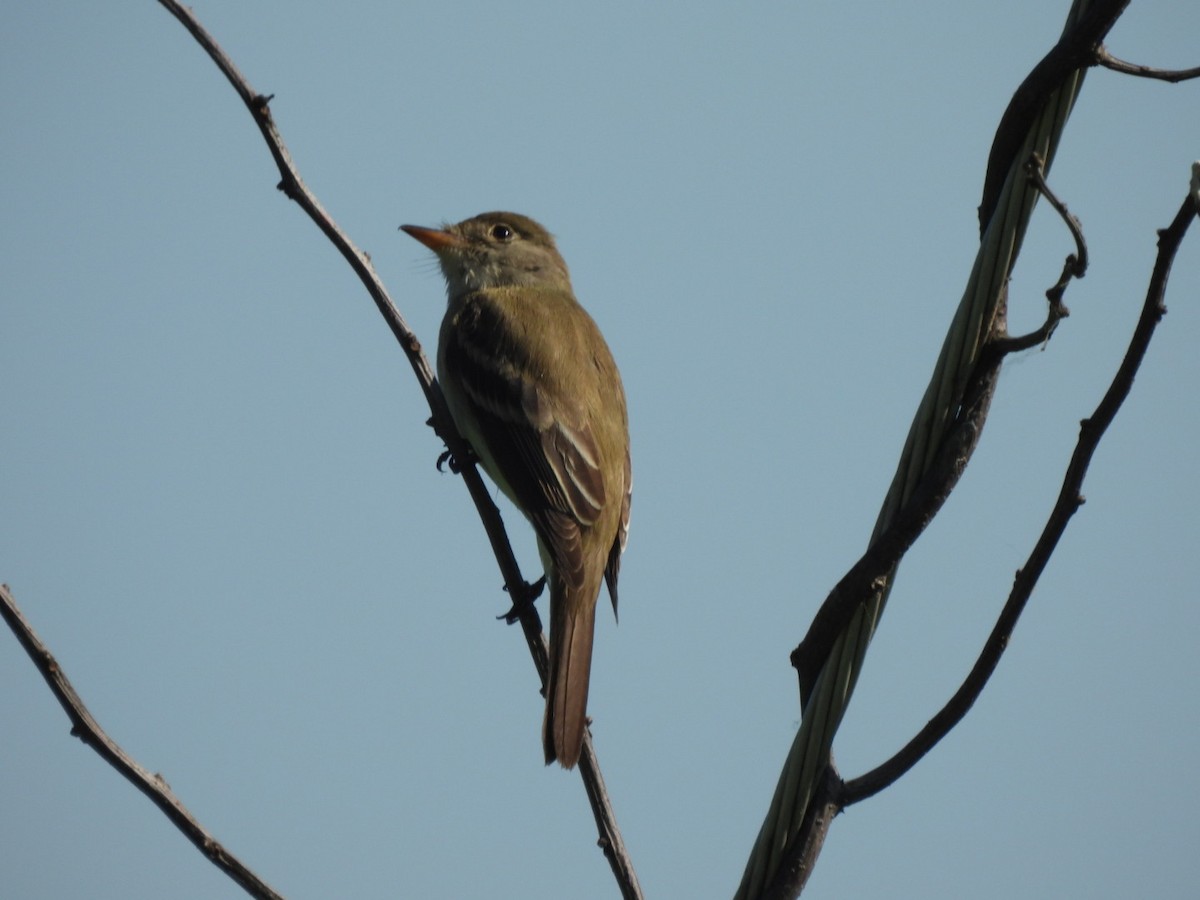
xmin=401 ymin=211 xmax=572 ymax=297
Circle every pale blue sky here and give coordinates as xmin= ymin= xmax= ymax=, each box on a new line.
xmin=2 ymin=3 xmax=1198 ymax=898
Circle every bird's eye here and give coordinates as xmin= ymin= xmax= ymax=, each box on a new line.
xmin=490 ymin=224 xmax=514 ymax=242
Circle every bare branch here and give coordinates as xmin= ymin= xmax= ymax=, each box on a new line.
xmin=579 ymin=744 xmax=644 ymax=900
xmin=980 ymin=0 xmax=1131 ymax=233
xmin=759 ymin=765 xmax=840 ymax=900
xmin=791 ymin=356 xmax=999 ymax=702
xmin=744 ymin=5 xmax=1140 ymax=895
xmin=0 ymin=3 xmax=645 ymax=897
xmin=991 ymin=152 xmax=1085 ymax=354
xmin=1027 ymin=152 xmax=1089 ymax=284
xmin=152 ymin=4 xmax=528 ymax=640
xmin=0 ymin=585 xmax=284 ymax=900
xmin=793 ymin=148 xmax=1094 ymax=708
xmin=1095 ymin=46 xmax=1200 ymax=83
xmin=841 ymin=186 xmax=1199 ymax=807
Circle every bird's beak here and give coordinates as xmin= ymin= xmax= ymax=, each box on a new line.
xmin=400 ymin=224 xmax=463 ymax=253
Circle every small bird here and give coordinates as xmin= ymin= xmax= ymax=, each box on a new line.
xmin=401 ymin=212 xmax=631 ymax=769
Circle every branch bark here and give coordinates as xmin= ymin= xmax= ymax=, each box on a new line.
xmin=793 ymin=149 xmax=1086 ymax=700
xmin=1095 ymin=47 xmax=1200 ymax=83
xmin=979 ymin=0 xmax=1131 ymax=233
xmin=842 ymin=182 xmax=1199 ymax=806
xmin=0 ymin=4 xmax=642 ymax=899
xmin=1 ymin=585 xmax=285 ymax=900
xmin=154 ymin=1 xmax=645 ymax=893
xmin=738 ymin=3 xmax=1138 ymax=897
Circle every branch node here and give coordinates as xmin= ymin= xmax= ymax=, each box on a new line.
xmin=1027 ymin=153 xmax=1089 ymax=281
xmin=987 ymin=154 xmax=1088 ymax=357
xmin=838 ymin=185 xmax=1196 ymax=811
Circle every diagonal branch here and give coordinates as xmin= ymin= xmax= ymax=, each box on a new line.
xmin=793 ymin=142 xmax=1093 ymax=708
xmin=979 ymin=0 xmax=1131 ymax=233
xmin=739 ymin=4 xmax=1135 ymax=898
xmin=0 ymin=585 xmax=284 ymax=900
xmin=155 ymin=0 xmax=645 ymax=890
xmin=790 ymin=356 xmax=998 ymax=702
xmin=842 ymin=182 xmax=1199 ymax=806
xmin=155 ymin=3 xmax=535 ymax=656
xmin=0 ymin=4 xmax=643 ymax=899
xmin=158 ymin=1 xmax=642 ymax=891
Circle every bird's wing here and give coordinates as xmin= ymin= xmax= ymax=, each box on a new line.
xmin=442 ymin=293 xmax=607 ymax=589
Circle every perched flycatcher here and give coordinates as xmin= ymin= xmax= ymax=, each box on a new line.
xmin=401 ymin=212 xmax=631 ymax=769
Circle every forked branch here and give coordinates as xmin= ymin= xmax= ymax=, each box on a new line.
xmin=842 ymin=180 xmax=1198 ymax=806
xmin=0 ymin=4 xmax=642 ymax=899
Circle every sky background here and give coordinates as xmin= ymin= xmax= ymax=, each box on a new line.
xmin=2 ymin=3 xmax=1198 ymax=898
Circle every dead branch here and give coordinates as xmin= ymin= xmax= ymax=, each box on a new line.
xmin=0 ymin=584 xmax=284 ymax=900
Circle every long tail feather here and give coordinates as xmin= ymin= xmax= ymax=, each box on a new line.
xmin=543 ymin=585 xmax=597 ymax=769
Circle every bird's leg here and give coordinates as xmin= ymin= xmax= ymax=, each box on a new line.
xmin=498 ymin=575 xmax=546 ymax=624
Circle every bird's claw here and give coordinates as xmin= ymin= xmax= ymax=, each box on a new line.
xmin=436 ymin=443 xmax=477 ymax=474
xmin=498 ymin=575 xmax=547 ymax=624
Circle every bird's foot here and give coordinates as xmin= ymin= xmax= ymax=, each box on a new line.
xmin=435 ymin=445 xmax=476 ymax=474
xmin=498 ymin=576 xmax=546 ymax=624
xmin=428 ymin=417 xmax=477 ymax=473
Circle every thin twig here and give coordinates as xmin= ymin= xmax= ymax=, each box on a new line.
xmin=744 ymin=4 xmax=1138 ymax=895
xmin=1095 ymin=46 xmax=1200 ymax=83
xmin=841 ymin=186 xmax=1198 ymax=807
xmin=0 ymin=4 xmax=638 ymax=898
xmin=990 ymin=152 xmax=1085 ymax=354
xmin=578 ymin=741 xmax=644 ymax=899
xmin=793 ymin=112 xmax=1104 ymax=692
xmin=0 ymin=585 xmax=285 ymax=900
xmin=152 ymin=1 xmax=540 ymax=638
xmin=1027 ymin=152 xmax=1089 ymax=282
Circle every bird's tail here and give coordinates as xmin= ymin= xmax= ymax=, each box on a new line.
xmin=543 ymin=581 xmax=597 ymax=769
